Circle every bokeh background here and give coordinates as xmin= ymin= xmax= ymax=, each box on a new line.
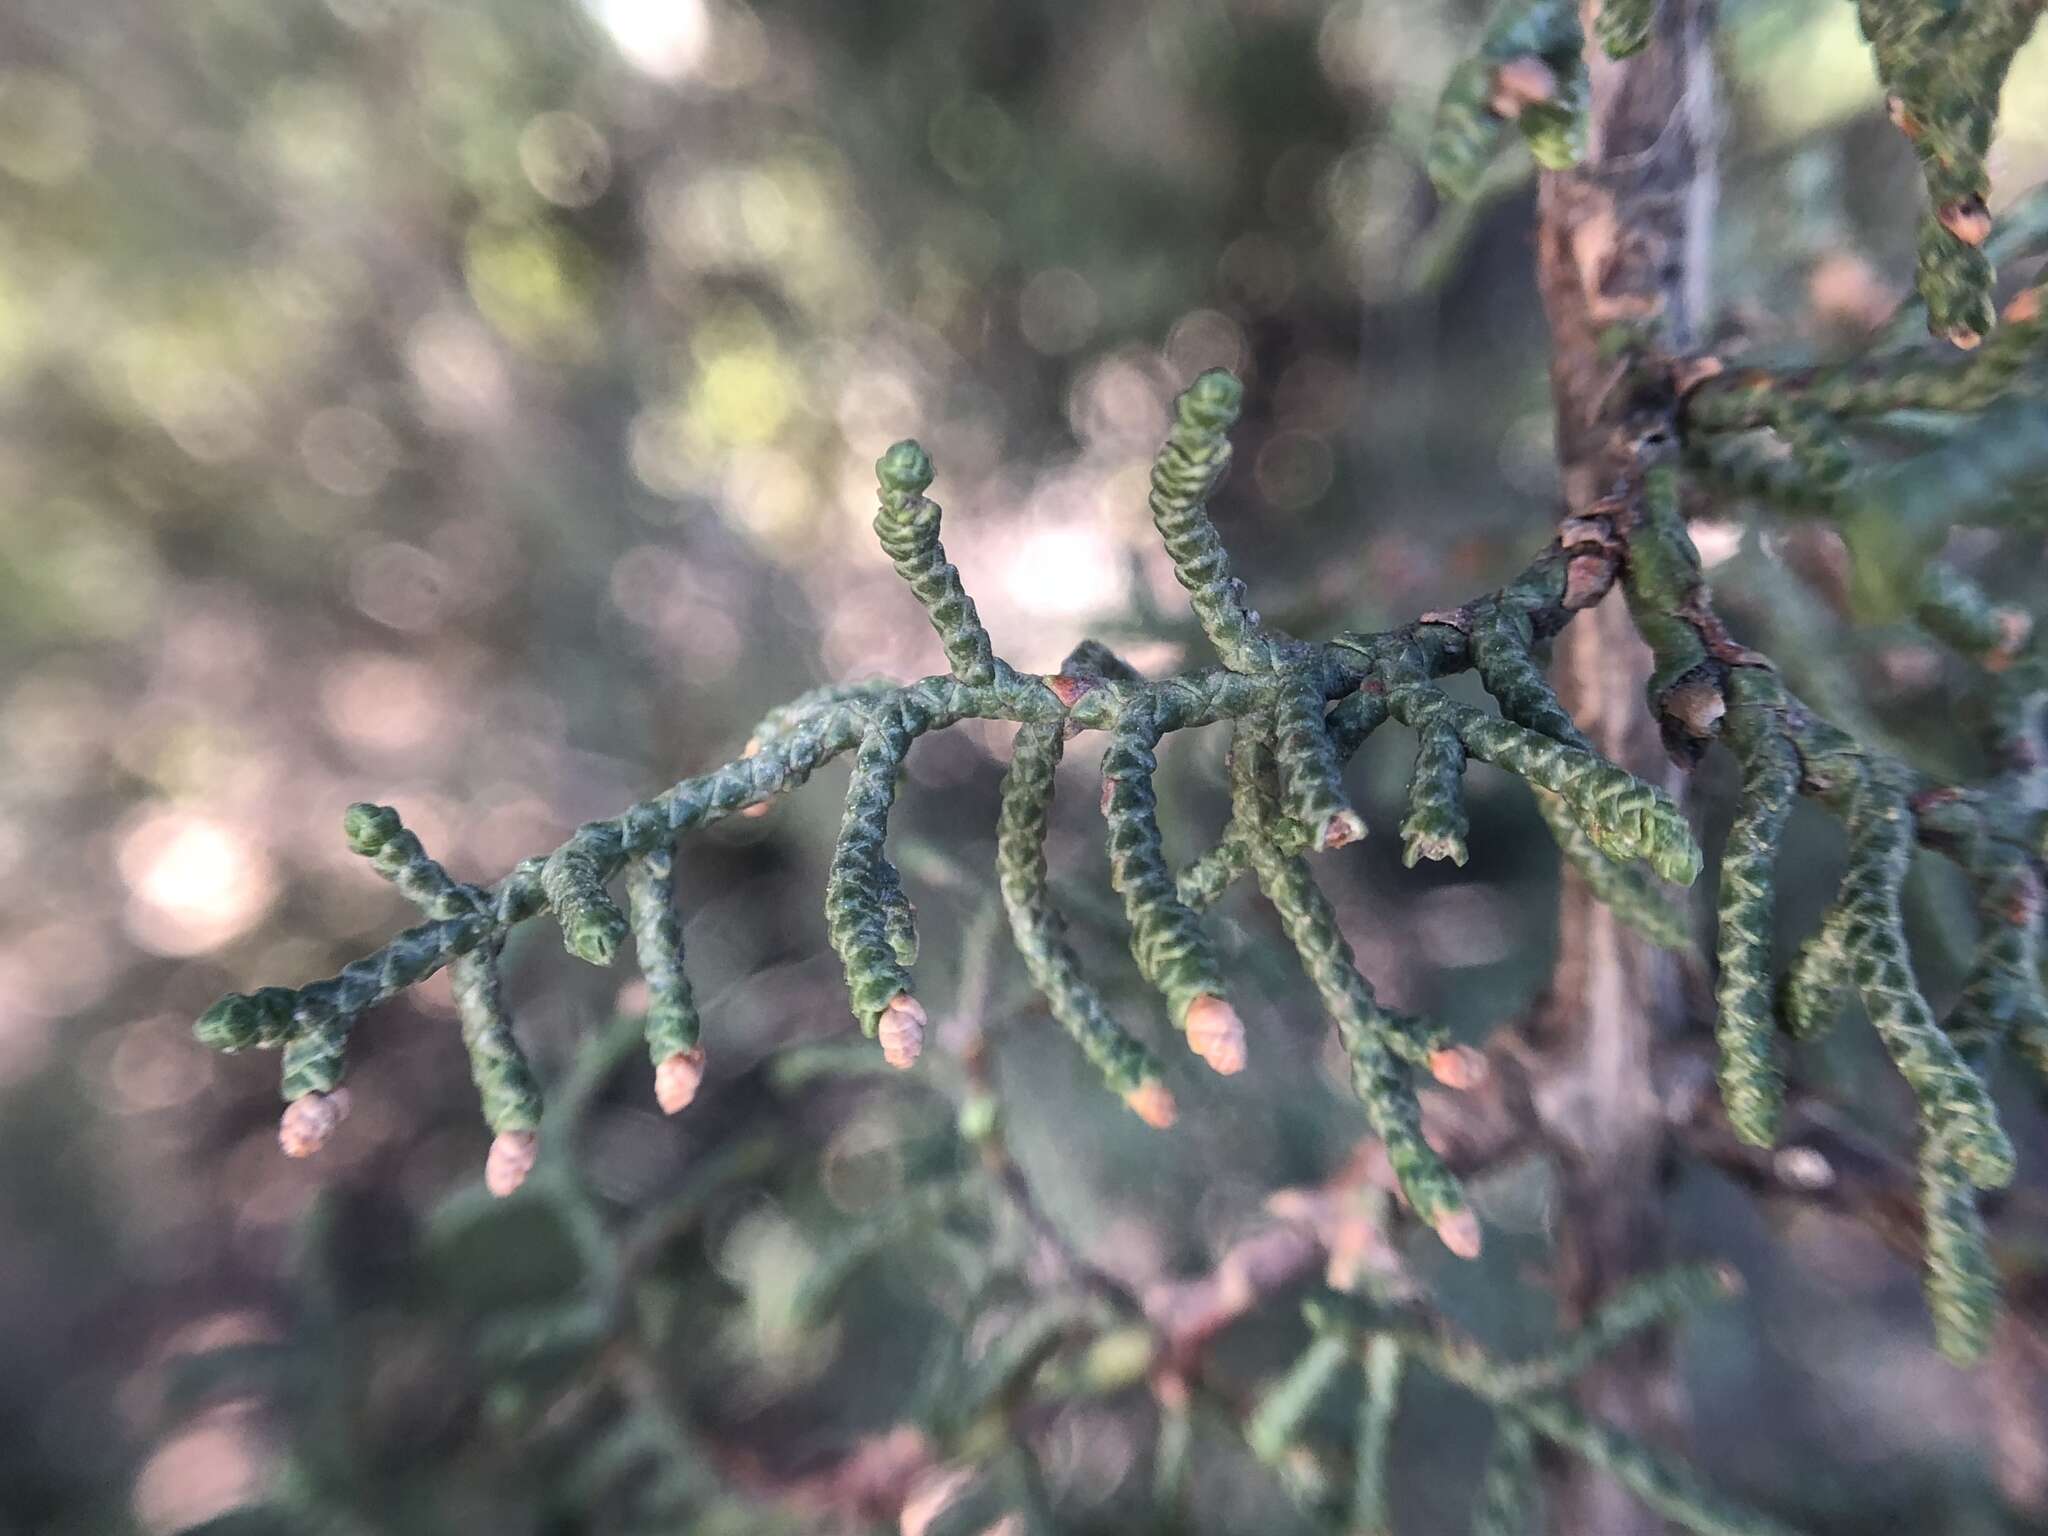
xmin=6 ymin=0 xmax=2048 ymax=1531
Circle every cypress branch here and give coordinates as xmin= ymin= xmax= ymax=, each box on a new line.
xmin=1102 ymin=707 xmax=1240 ymax=1073
xmin=996 ymin=707 xmax=1173 ymax=1122
xmin=1472 ymin=1421 xmax=1542 ymax=1536
xmin=875 ymin=440 xmax=999 ymax=687
xmin=192 ymin=352 xmax=2048 ymax=1354
xmin=624 ymin=845 xmax=705 ymax=1114
xmin=1352 ymin=1334 xmax=1403 ymax=1536
xmin=1715 ymin=669 xmax=1803 ymax=1145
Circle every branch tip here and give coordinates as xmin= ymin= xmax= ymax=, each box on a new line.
xmin=1320 ymin=809 xmax=1368 ymax=850
xmin=1184 ymin=994 xmax=1247 ymax=1076
xmin=278 ymin=1088 xmax=350 ymax=1159
xmin=485 ymin=1128 xmax=539 ymax=1197
xmin=1122 ymin=1078 xmax=1179 ymax=1129
xmin=1938 ymin=197 xmax=1993 ymax=249
xmin=879 ymin=992 xmax=928 ymax=1070
xmin=1427 ymin=1045 xmax=1488 ymax=1091
xmin=1432 ymin=1207 xmax=1483 ymax=1260
xmin=654 ymin=1046 xmax=708 ymax=1114
xmin=875 ymin=439 xmax=935 ymax=498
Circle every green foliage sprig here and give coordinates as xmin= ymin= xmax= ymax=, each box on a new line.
xmin=1427 ymin=0 xmax=2045 ymax=345
xmin=1855 ymin=0 xmax=2043 ymax=344
xmin=198 ymin=318 xmax=2046 ymax=1359
xmin=197 ymin=369 xmax=1703 ymax=1258
xmin=1427 ymin=0 xmax=1590 ymax=198
xmin=1301 ymin=1264 xmax=1802 ymax=1536
xmin=1670 ymin=268 xmax=2046 ymax=1362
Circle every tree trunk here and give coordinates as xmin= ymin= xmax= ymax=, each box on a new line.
xmin=1527 ymin=1 xmax=1716 ymax=1530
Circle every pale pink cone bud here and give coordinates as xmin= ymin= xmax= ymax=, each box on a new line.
xmin=654 ymin=1047 xmax=707 ymax=1114
xmin=1320 ymin=809 xmax=1367 ymax=850
xmin=878 ymin=993 xmax=927 ymax=1069
xmin=1946 ymin=326 xmax=1984 ymax=352
xmin=1427 ymin=1045 xmax=1488 ymax=1091
xmin=278 ymin=1088 xmax=351 ymax=1158
xmin=1938 ymin=198 xmax=1993 ymax=247
xmin=1488 ymin=55 xmax=1557 ymax=117
xmin=1121 ymin=1078 xmax=1178 ymax=1128
xmin=485 ymin=1129 xmax=540 ymax=1197
xmin=1183 ymin=995 xmax=1246 ymax=1076
xmin=2005 ymin=288 xmax=2042 ymax=326
xmin=1432 ymin=1208 xmax=1483 ymax=1260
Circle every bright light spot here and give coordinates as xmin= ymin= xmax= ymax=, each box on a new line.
xmin=587 ymin=0 xmax=710 ymax=79
xmin=1691 ymin=518 xmax=1745 ymax=569
xmin=688 ymin=347 xmax=797 ymax=446
xmin=117 ymin=810 xmax=276 ymax=957
xmin=1000 ymin=524 xmax=1127 ymax=619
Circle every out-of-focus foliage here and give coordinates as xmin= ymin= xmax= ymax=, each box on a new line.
xmin=6 ymin=0 xmax=2048 ymax=1532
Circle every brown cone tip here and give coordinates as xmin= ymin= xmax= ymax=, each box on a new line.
xmin=655 ymin=1047 xmax=708 ymax=1114
xmin=1433 ymin=1208 xmax=1483 ymax=1260
xmin=1121 ymin=1079 xmax=1179 ymax=1129
xmin=1427 ymin=1045 xmax=1488 ymax=1091
xmin=1183 ymin=994 xmax=1246 ymax=1076
xmin=1320 ymin=809 xmax=1367 ymax=850
xmin=879 ymin=993 xmax=927 ymax=1070
xmin=485 ymin=1129 xmax=540 ymax=1198
xmin=278 ymin=1088 xmax=351 ymax=1159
